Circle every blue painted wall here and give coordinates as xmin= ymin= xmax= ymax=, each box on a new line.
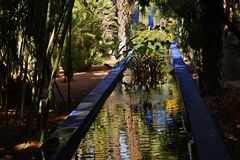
xmin=133 ymin=5 xmax=139 ymax=23
xmin=148 ymin=7 xmax=155 ymax=29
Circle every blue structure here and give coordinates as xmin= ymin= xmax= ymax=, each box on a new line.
xmin=39 ymin=50 xmax=134 ymax=160
xmin=133 ymin=5 xmax=139 ymax=23
xmin=148 ymin=7 xmax=156 ymax=29
xmin=148 ymin=14 xmax=154 ymax=29
xmin=171 ymin=38 xmax=231 ymax=160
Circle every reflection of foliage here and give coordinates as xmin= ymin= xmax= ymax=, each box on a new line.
xmin=165 ymin=98 xmax=180 ymax=114
xmin=165 ymin=80 xmax=184 ymax=116
xmin=76 ymin=80 xmax=190 ymax=159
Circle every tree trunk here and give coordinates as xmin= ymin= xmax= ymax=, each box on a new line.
xmin=116 ymin=0 xmax=131 ymax=55
xmin=201 ymin=0 xmax=224 ymax=94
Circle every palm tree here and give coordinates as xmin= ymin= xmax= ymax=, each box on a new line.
xmin=116 ymin=0 xmax=132 ymax=55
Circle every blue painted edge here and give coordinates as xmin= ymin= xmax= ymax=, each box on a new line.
xmin=170 ymin=41 xmax=231 ymax=160
xmin=39 ymin=51 xmax=134 ymax=160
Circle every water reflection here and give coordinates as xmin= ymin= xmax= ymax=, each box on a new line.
xmin=74 ymin=70 xmax=189 ymax=160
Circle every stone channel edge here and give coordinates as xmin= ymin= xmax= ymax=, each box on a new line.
xmin=39 ymin=53 xmax=132 ymax=160
xmin=171 ymin=41 xmax=231 ymax=160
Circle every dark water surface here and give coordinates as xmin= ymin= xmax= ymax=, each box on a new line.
xmin=73 ymin=69 xmax=190 ymax=160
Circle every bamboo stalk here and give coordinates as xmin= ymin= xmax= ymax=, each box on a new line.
xmin=39 ymin=0 xmax=76 ymax=141
xmin=67 ymin=12 xmax=72 ymax=110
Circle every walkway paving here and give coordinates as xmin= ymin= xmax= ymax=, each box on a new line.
xmin=54 ymin=56 xmax=118 ymax=106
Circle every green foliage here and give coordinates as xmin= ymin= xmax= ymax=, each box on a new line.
xmin=125 ymin=29 xmax=171 ymax=90
xmin=144 ymin=0 xmax=201 ymax=51
xmin=128 ymin=29 xmax=172 ymax=54
xmin=62 ymin=0 xmax=118 ymax=72
xmin=0 ymin=0 xmax=77 ymax=140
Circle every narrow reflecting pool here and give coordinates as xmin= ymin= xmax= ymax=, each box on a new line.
xmin=73 ymin=69 xmax=190 ymax=160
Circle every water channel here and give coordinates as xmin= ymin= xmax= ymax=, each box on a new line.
xmin=73 ymin=66 xmax=190 ymax=160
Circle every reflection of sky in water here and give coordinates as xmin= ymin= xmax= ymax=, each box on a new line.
xmin=74 ymin=72 xmax=189 ymax=160
xmin=119 ymin=131 xmax=130 ymax=160
xmin=155 ymin=110 xmax=167 ymax=132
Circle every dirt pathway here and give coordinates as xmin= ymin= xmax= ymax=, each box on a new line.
xmin=51 ymin=56 xmax=118 ymax=107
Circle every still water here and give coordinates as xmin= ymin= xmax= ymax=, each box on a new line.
xmin=73 ymin=69 xmax=190 ymax=160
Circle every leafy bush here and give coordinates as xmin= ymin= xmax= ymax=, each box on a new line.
xmin=61 ymin=0 xmax=118 ymax=72
xmin=125 ymin=29 xmax=172 ymax=90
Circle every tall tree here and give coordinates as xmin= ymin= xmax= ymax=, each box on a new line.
xmin=200 ymin=0 xmax=224 ymax=94
xmin=146 ymin=0 xmax=226 ymax=94
xmin=116 ymin=0 xmax=132 ymax=55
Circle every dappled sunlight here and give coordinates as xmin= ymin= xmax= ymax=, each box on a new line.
xmin=14 ymin=141 xmax=42 ymax=151
xmin=93 ymin=72 xmax=108 ymax=76
xmin=74 ymin=72 xmax=87 ymax=76
xmin=226 ymin=133 xmax=238 ymax=141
